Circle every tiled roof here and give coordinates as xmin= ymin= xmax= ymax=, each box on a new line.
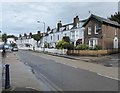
xmin=83 ymin=14 xmax=120 ymax=27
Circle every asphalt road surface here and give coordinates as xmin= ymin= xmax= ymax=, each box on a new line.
xmin=16 ymin=50 xmax=118 ymax=91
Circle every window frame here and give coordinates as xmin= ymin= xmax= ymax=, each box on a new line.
xmin=88 ymin=27 xmax=92 ymax=35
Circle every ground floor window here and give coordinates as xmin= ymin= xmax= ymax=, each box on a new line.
xmin=89 ymin=38 xmax=98 ymax=48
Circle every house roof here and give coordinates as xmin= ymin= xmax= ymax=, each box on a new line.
xmin=62 ymin=23 xmax=73 ymax=27
xmin=83 ymin=14 xmax=120 ymax=27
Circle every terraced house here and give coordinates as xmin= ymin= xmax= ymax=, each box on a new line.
xmin=40 ymin=16 xmax=86 ymax=48
xmin=83 ymin=14 xmax=120 ymax=50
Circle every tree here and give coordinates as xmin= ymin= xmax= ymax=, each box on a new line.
xmin=2 ymin=33 xmax=7 ymax=43
xmin=32 ymin=33 xmax=42 ymax=47
xmin=62 ymin=36 xmax=70 ymax=43
xmin=7 ymin=35 xmax=18 ymax=41
xmin=56 ymin=40 xmax=74 ymax=50
xmin=108 ymin=12 xmax=120 ymax=24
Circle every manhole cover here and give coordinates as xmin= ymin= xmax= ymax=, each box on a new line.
xmin=104 ymin=64 xmax=113 ymax=67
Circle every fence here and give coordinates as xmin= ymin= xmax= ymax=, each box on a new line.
xmin=67 ymin=49 xmax=119 ymax=56
xmin=43 ymin=48 xmax=67 ymax=55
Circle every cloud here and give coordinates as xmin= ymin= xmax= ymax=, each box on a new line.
xmin=1 ymin=0 xmax=120 ymax=2
xmin=1 ymin=2 xmax=118 ymax=36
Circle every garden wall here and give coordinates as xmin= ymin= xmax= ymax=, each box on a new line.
xmin=67 ymin=49 xmax=119 ymax=56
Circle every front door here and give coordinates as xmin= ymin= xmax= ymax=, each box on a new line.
xmin=114 ymin=37 xmax=118 ymax=49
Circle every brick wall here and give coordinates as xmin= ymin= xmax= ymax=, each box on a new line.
xmin=102 ymin=24 xmax=120 ymax=49
xmin=67 ymin=49 xmax=119 ymax=56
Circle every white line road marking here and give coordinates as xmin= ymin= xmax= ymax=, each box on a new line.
xmin=97 ymin=73 xmax=119 ymax=81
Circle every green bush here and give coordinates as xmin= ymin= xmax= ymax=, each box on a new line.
xmin=62 ymin=42 xmax=70 ymax=49
xmin=68 ymin=44 xmax=74 ymax=50
xmin=56 ymin=40 xmax=74 ymax=49
xmin=75 ymin=44 xmax=89 ymax=50
xmin=94 ymin=45 xmax=102 ymax=50
xmin=56 ymin=40 xmax=64 ymax=49
xmin=62 ymin=36 xmax=70 ymax=43
xmin=11 ymin=43 xmax=17 ymax=47
xmin=89 ymin=45 xmax=102 ymax=50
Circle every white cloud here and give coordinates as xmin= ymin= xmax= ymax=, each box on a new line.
xmin=1 ymin=0 xmax=120 ymax=2
xmin=1 ymin=2 xmax=118 ymax=36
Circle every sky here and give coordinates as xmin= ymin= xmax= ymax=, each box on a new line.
xmin=0 ymin=1 xmax=119 ymax=36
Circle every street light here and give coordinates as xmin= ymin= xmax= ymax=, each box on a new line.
xmin=37 ymin=21 xmax=46 ymax=52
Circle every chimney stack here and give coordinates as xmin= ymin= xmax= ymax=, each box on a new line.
xmin=57 ymin=20 xmax=62 ymax=31
xmin=47 ymin=26 xmax=51 ymax=32
xmin=73 ymin=16 xmax=79 ymax=27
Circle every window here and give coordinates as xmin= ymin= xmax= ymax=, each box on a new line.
xmin=51 ymin=36 xmax=52 ymax=40
xmin=72 ymin=32 xmax=75 ymax=39
xmin=89 ymin=39 xmax=93 ymax=47
xmin=95 ymin=24 xmax=101 ymax=34
xmin=58 ymin=35 xmax=59 ymax=40
xmin=88 ymin=27 xmax=91 ymax=35
xmin=89 ymin=38 xmax=98 ymax=48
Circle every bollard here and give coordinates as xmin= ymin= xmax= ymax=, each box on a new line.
xmin=5 ymin=64 xmax=10 ymax=89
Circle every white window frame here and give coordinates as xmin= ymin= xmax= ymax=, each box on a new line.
xmin=89 ymin=38 xmax=98 ymax=48
xmin=95 ymin=25 xmax=99 ymax=34
xmin=88 ymin=27 xmax=91 ymax=35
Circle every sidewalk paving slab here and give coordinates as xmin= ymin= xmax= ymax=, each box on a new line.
xmin=0 ymin=53 xmax=2 ymax=93
xmin=2 ymin=52 xmax=43 ymax=91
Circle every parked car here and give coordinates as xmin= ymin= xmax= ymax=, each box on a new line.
xmin=4 ymin=44 xmax=9 ymax=49
xmin=11 ymin=47 xmax=18 ymax=51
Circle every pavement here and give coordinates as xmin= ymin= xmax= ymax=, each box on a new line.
xmin=55 ymin=53 xmax=119 ymax=67
xmin=1 ymin=51 xmax=43 ymax=92
xmin=0 ymin=52 xmax=2 ymax=93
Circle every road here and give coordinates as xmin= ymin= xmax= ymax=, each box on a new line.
xmin=16 ymin=50 xmax=118 ymax=91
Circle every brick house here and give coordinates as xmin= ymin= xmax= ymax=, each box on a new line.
xmin=83 ymin=14 xmax=120 ymax=49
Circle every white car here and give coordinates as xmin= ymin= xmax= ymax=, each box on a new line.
xmin=11 ymin=47 xmax=18 ymax=51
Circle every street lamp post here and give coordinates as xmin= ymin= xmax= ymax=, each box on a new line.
xmin=37 ymin=21 xmax=46 ymax=52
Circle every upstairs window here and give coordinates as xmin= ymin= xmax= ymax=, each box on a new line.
xmin=58 ymin=35 xmax=59 ymax=40
xmin=51 ymin=36 xmax=52 ymax=40
xmin=88 ymin=27 xmax=91 ymax=35
xmin=95 ymin=24 xmax=101 ymax=34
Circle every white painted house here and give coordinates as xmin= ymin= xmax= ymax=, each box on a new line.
xmin=7 ymin=38 xmax=16 ymax=44
xmin=16 ymin=36 xmax=36 ymax=48
xmin=40 ymin=16 xmax=86 ymax=48
xmin=16 ymin=16 xmax=86 ymax=49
